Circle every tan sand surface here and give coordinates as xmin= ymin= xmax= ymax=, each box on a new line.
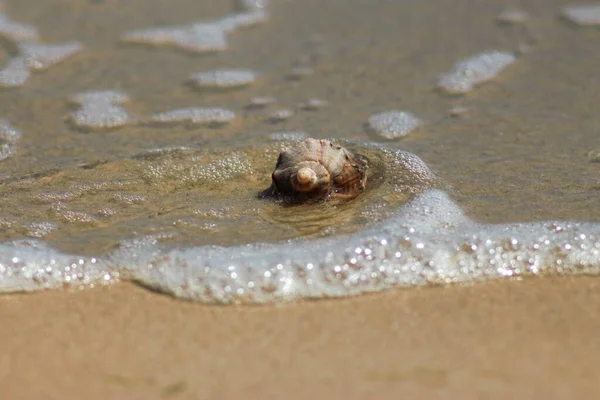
xmin=2 ymin=278 xmax=600 ymax=399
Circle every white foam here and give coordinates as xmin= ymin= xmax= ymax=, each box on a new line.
xmin=118 ymin=189 xmax=600 ymax=303
xmin=0 ymin=57 xmax=30 ymax=88
xmin=562 ymin=4 xmax=600 ymax=26
xmin=69 ymin=90 xmax=132 ymax=130
xmin=121 ymin=1 xmax=269 ymax=54
xmin=0 ymin=118 xmax=20 ymax=161
xmin=121 ymin=23 xmax=228 ymax=54
xmin=0 ymin=240 xmax=115 ymax=292
xmin=367 ymin=110 xmax=422 ymax=139
xmin=438 ymin=51 xmax=517 ymax=94
xmin=0 ymin=12 xmax=38 ymax=41
xmin=496 ymin=9 xmax=528 ymax=25
xmin=19 ymin=41 xmax=84 ymax=70
xmin=269 ymin=131 xmax=307 ymax=141
xmin=217 ymin=11 xmax=268 ymax=32
xmin=268 ymin=109 xmax=295 ymax=122
xmin=190 ymin=69 xmax=256 ymax=89
xmin=149 ymin=107 xmax=235 ymax=126
xmin=248 ymin=96 xmax=277 ymax=108
xmin=0 ymin=10 xmax=83 ymax=87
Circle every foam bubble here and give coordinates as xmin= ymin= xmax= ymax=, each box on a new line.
xmin=0 ymin=12 xmax=38 ymax=41
xmin=0 ymin=118 xmax=20 ymax=161
xmin=0 ymin=57 xmax=30 ymax=88
xmin=562 ymin=4 xmax=600 ymax=26
xmin=269 ymin=131 xmax=307 ymax=141
xmin=217 ymin=11 xmax=268 ymax=32
xmin=121 ymin=23 xmax=228 ymax=54
xmin=438 ymin=51 xmax=517 ymax=94
xmin=19 ymin=41 xmax=83 ymax=70
xmin=117 ymin=189 xmax=600 ymax=303
xmin=496 ymin=9 xmax=528 ymax=25
xmin=367 ymin=111 xmax=422 ymax=139
xmin=268 ymin=109 xmax=295 ymax=122
xmin=26 ymin=222 xmax=57 ymax=238
xmin=69 ymin=90 xmax=132 ymax=130
xmin=0 ymin=240 xmax=114 ymax=292
xmin=190 ymin=69 xmax=256 ymax=89
xmin=72 ymin=90 xmax=129 ymax=104
xmin=149 ymin=107 xmax=235 ymax=126
xmin=248 ymin=96 xmax=277 ymax=108
xmin=122 ymin=1 xmax=269 ymax=54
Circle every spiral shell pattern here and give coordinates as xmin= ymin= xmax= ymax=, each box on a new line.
xmin=268 ymin=138 xmax=368 ymax=201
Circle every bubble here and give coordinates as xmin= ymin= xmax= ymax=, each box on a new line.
xmin=587 ymin=149 xmax=600 ymax=162
xmin=26 ymin=222 xmax=57 ymax=238
xmin=495 ymin=9 xmax=528 ymax=25
xmin=0 ymin=240 xmax=113 ymax=292
xmin=562 ymin=4 xmax=600 ymax=26
xmin=367 ymin=111 xmax=422 ymax=139
xmin=438 ymin=51 xmax=517 ymax=94
xmin=268 ymin=109 xmax=295 ymax=122
xmin=121 ymin=23 xmax=228 ymax=54
xmin=121 ymin=1 xmax=269 ymax=54
xmin=247 ymin=96 xmax=277 ymax=108
xmin=149 ymin=107 xmax=235 ymax=126
xmin=217 ymin=10 xmax=268 ymax=32
xmin=19 ymin=41 xmax=83 ymax=70
xmin=0 ymin=10 xmax=83 ymax=87
xmin=269 ymin=131 xmax=307 ymax=141
xmin=0 ymin=57 xmax=30 ymax=88
xmin=0 ymin=12 xmax=38 ymax=41
xmin=0 ymin=119 xmax=21 ymax=161
xmin=189 ymin=69 xmax=256 ymax=89
xmin=69 ymin=90 xmax=133 ymax=130
xmin=111 ymin=193 xmax=147 ymax=205
xmin=72 ymin=90 xmax=129 ymax=104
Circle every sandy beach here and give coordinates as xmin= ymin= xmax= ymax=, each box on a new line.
xmin=2 ymin=277 xmax=600 ymax=399
xmin=2 ymin=0 xmax=600 ymax=398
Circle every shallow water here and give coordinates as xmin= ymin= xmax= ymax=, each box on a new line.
xmin=1 ymin=0 xmax=600 ymax=303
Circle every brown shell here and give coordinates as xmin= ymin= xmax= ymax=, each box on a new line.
xmin=266 ymin=138 xmax=368 ymax=201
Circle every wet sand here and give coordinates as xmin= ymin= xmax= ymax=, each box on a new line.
xmin=2 ymin=0 xmax=600 ymax=397
xmin=2 ymin=278 xmax=600 ymax=399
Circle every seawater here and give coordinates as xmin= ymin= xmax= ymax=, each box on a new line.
xmin=1 ymin=0 xmax=600 ymax=303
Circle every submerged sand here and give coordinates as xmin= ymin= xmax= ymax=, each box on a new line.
xmin=2 ymin=0 xmax=600 ymax=397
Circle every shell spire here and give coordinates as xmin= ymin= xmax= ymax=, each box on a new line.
xmin=264 ymin=138 xmax=368 ymax=202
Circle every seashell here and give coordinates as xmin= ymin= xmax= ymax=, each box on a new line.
xmin=264 ymin=138 xmax=368 ymax=202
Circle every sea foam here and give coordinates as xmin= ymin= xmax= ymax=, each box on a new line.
xmin=121 ymin=1 xmax=269 ymax=54
xmin=0 ymin=9 xmax=83 ymax=88
xmin=438 ymin=51 xmax=517 ymax=94
xmin=2 ymin=146 xmax=600 ymax=304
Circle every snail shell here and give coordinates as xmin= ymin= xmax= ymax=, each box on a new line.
xmin=266 ymin=138 xmax=368 ymax=201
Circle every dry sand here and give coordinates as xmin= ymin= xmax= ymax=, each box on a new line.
xmin=2 ymin=278 xmax=600 ymax=399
